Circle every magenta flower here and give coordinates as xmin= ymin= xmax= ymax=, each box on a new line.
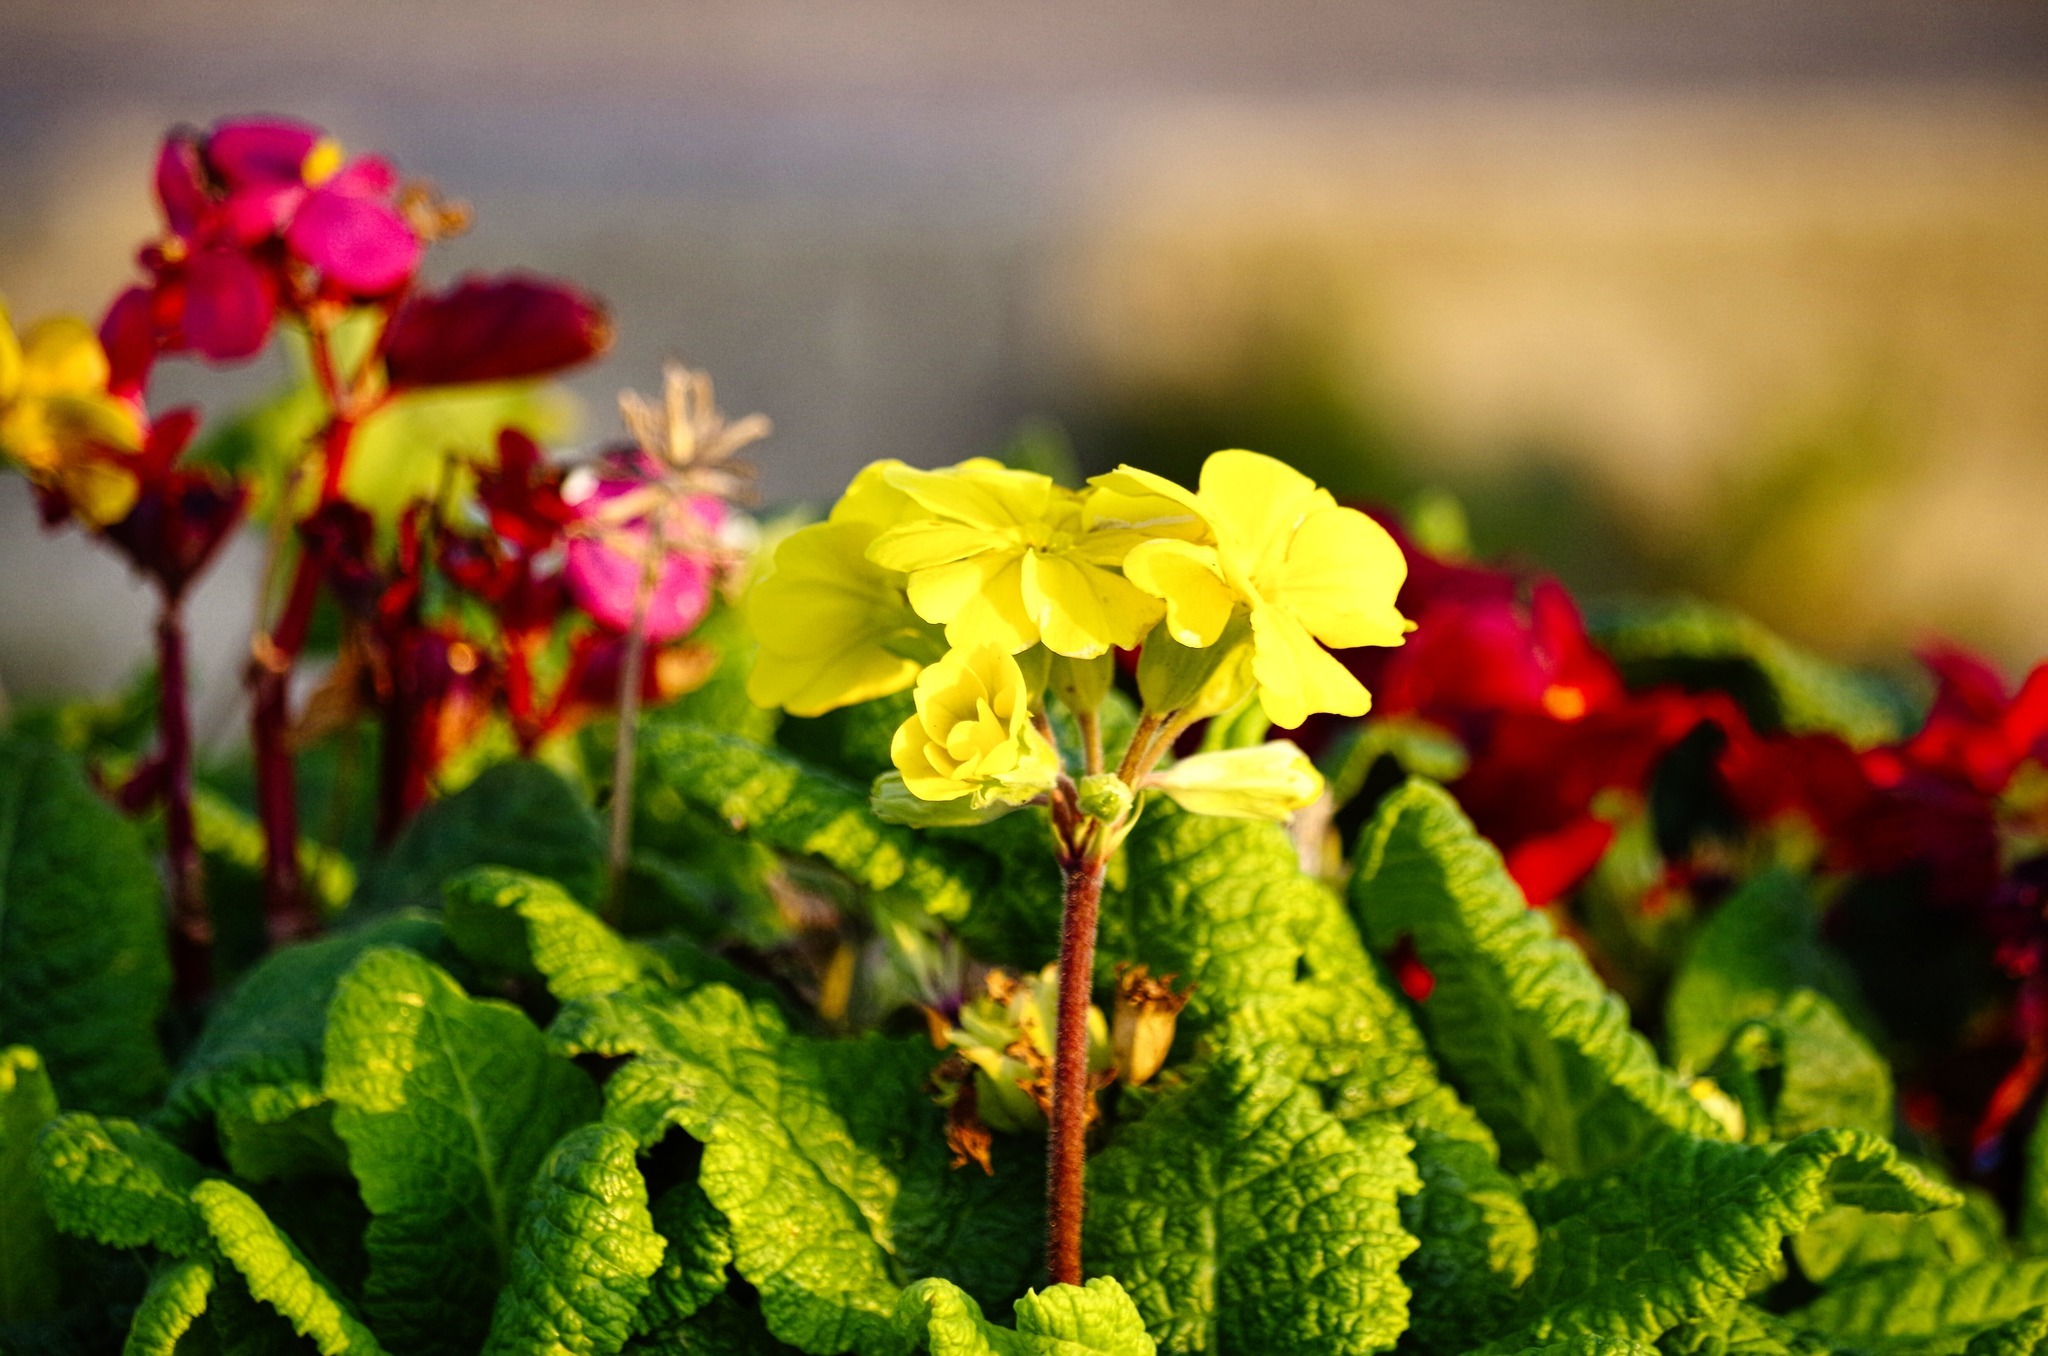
xmin=138 ymin=118 xmax=423 ymax=364
xmin=563 ymin=450 xmax=726 ymax=642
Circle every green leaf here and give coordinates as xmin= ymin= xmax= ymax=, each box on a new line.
xmin=1664 ymin=869 xmax=1873 ymax=1075
xmin=1083 ymin=1044 xmax=1420 ymax=1356
xmin=35 ymin=1113 xmax=211 ymax=1256
xmin=359 ymin=760 xmax=604 ymax=913
xmin=1351 ymin=780 xmax=1724 ymax=1173
xmin=324 ymin=946 xmax=599 ymax=1356
xmin=1795 ymin=1181 xmax=2007 ymax=1285
xmin=444 ymin=866 xmax=662 ymax=1003
xmin=641 ymin=1184 xmax=738 ymax=1339
xmin=1502 ymin=1129 xmax=1961 ymax=1350
xmin=483 ymin=1122 xmax=666 ymax=1356
xmin=1587 ymin=599 xmax=1909 ymax=746
xmin=1658 ymin=1306 xmax=1833 ymax=1356
xmin=895 ymin=1277 xmax=1156 ymax=1356
xmin=1400 ymin=1122 xmax=1539 ymax=1355
xmin=1 ymin=1046 xmax=60 ymax=1323
xmin=158 ymin=912 xmax=443 ymax=1179
xmin=1967 ymin=1305 xmax=2048 ymax=1356
xmin=636 ymin=723 xmax=974 ymax=923
xmin=1707 ymin=990 xmax=1893 ymax=1142
xmin=1103 ymin=801 xmax=1443 ymax=1120
xmin=654 ymin=600 xmax=784 ymax=746
xmin=124 ymin=1257 xmax=216 ymax=1356
xmin=560 ymin=984 xmax=920 ymax=1356
xmin=1791 ymin=1259 xmax=2048 ymax=1355
xmin=191 ymin=1179 xmax=387 ymax=1355
xmin=2023 ymin=1101 xmax=2048 ymax=1254
xmin=0 ymin=734 xmax=170 ymax=1113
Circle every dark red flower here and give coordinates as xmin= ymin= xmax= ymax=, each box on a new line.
xmin=382 ymin=276 xmax=611 ymax=391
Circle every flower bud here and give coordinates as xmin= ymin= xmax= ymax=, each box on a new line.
xmin=1111 ymin=964 xmax=1193 ymax=1087
xmin=1136 ymin=613 xmax=1253 ymax=718
xmin=1049 ymin=651 xmax=1114 ymax=716
xmin=1075 ymin=773 xmax=1135 ymax=824
xmin=890 ymin=644 xmax=1060 ymax=809
xmin=1143 ymin=740 xmax=1324 ymax=821
xmin=871 ymin=773 xmax=1017 ymax=828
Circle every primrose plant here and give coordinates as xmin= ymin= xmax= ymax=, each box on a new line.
xmin=746 ymin=448 xmax=1412 ymax=1281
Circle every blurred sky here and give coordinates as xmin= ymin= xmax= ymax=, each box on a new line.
xmin=3 ymin=0 xmax=2047 ymax=725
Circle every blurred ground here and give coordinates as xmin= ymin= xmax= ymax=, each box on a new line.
xmin=2 ymin=0 xmax=2046 ymax=725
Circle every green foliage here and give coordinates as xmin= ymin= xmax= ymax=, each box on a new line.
xmin=1351 ymin=779 xmax=1724 ymax=1173
xmin=895 ymin=1277 xmax=1156 ymax=1356
xmin=1084 ymin=1044 xmax=1420 ymax=1355
xmin=358 ymin=759 xmax=605 ymax=913
xmin=0 ymin=734 xmax=170 ymax=1113
xmin=323 ymin=946 xmax=600 ymax=1356
xmin=0 ymin=1047 xmax=60 ymax=1323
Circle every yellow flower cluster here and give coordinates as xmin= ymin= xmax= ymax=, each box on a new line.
xmin=747 ymin=449 xmax=1411 ymax=812
xmin=0 ymin=302 xmax=143 ymax=526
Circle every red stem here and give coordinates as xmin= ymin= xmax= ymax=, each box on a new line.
xmin=1046 ymin=853 xmax=1106 ymax=1286
xmin=156 ymin=592 xmax=211 ymax=1002
xmin=248 ymin=411 xmax=358 ymax=941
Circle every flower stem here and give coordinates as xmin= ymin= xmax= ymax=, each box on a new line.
xmin=1047 ymin=850 xmax=1106 ymax=1286
xmin=155 ymin=591 xmax=210 ymax=1002
xmin=606 ymin=517 xmax=668 ymax=921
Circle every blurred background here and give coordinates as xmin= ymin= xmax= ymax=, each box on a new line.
xmin=5 ymin=0 xmax=2048 ymax=736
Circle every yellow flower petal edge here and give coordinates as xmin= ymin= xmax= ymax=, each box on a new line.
xmin=0 ymin=303 xmax=143 ymax=527
xmin=890 ymin=643 xmax=1058 ymax=807
xmin=1144 ymin=740 xmax=1325 ymax=821
xmin=1094 ymin=449 xmax=1412 ymax=729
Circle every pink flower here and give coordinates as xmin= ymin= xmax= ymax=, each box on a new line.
xmin=563 ymin=450 xmax=726 ymax=642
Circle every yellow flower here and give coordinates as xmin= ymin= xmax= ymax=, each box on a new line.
xmin=0 ymin=304 xmax=143 ymax=526
xmin=745 ymin=458 xmax=943 ymax=716
xmin=1097 ymin=450 xmax=1412 ymax=729
xmin=866 ymin=463 xmax=1194 ymax=659
xmin=1143 ymin=740 xmax=1324 ymax=821
xmin=890 ymin=643 xmax=1059 ymax=807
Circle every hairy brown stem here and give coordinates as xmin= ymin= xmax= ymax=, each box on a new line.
xmin=1047 ymin=852 xmax=1106 ymax=1286
xmin=156 ymin=593 xmax=210 ymax=1001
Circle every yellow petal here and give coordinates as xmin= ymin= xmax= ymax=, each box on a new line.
xmin=907 ymin=552 xmax=1037 ymax=653
xmin=867 ymin=519 xmax=999 ymax=574
xmin=1089 ymin=465 xmax=1202 ymax=519
xmin=1195 ymin=450 xmax=1331 ymax=567
xmin=0 ymin=301 xmax=22 ymax=403
xmin=61 ymin=457 xmax=141 ymax=527
xmin=745 ymin=520 xmax=923 ymax=715
xmin=1082 ymin=480 xmax=1207 ymax=550
xmin=1019 ymin=550 xmax=1161 ymax=658
xmin=884 ymin=462 xmax=1052 ymax=532
xmin=1122 ymin=539 xmax=1238 ymax=648
xmin=1250 ymin=603 xmax=1371 ymax=729
xmin=892 ymin=713 xmax=968 ymax=801
xmin=830 ymin=458 xmax=918 ymax=528
xmin=20 ymin=317 xmax=111 ymax=398
xmin=1277 ymin=505 xmax=1413 ymax=649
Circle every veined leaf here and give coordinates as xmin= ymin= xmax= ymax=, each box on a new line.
xmin=0 ymin=735 xmax=170 ymax=1113
xmin=1708 ymin=990 xmax=1893 ymax=1142
xmin=1083 ymin=1044 xmax=1420 ymax=1356
xmin=640 ymin=1183 xmax=738 ymax=1341
xmin=895 ymin=1277 xmax=1156 ymax=1356
xmin=1 ymin=1046 xmax=60 ymax=1323
xmin=192 ymin=1179 xmax=386 ymax=1355
xmin=359 ymin=759 xmax=605 ymax=913
xmin=1351 ymin=780 xmax=1724 ymax=1173
xmin=1791 ymin=1260 xmax=2048 ymax=1354
xmin=324 ymin=947 xmax=599 ymax=1356
xmin=482 ymin=1122 xmax=666 ymax=1356
xmin=1658 ymin=1304 xmax=1835 ymax=1356
xmin=124 ymin=1256 xmax=215 ymax=1356
xmin=1968 ymin=1305 xmax=2048 ymax=1356
xmin=1401 ymin=1120 xmax=1539 ymax=1355
xmin=445 ymin=866 xmax=663 ymax=1003
xmin=1502 ymin=1128 xmax=1960 ymax=1350
xmin=1795 ymin=1180 xmax=2007 ymax=1285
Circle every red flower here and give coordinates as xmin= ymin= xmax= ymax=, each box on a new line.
xmin=383 ymin=276 xmax=612 ymax=391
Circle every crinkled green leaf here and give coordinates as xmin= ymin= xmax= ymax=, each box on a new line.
xmin=1796 ymin=1181 xmax=2007 ymax=1285
xmin=1 ymin=1046 xmax=60 ymax=1323
xmin=1665 ymin=870 xmax=1873 ymax=1075
xmin=776 ymin=691 xmax=915 ymax=786
xmin=1501 ymin=1128 xmax=1960 ymax=1350
xmin=1587 ymin=599 xmax=1908 ymax=746
xmin=0 ymin=735 xmax=170 ymax=1113
xmin=191 ymin=1179 xmax=386 ymax=1355
xmin=445 ymin=866 xmax=663 ymax=1003
xmin=895 ymin=1277 xmax=1156 ymax=1356
xmin=1103 ymin=801 xmax=1442 ymax=1120
xmin=642 ymin=1184 xmax=738 ymax=1339
xmin=1792 ymin=1259 xmax=2048 ymax=1355
xmin=655 ymin=600 xmax=783 ymax=746
xmin=2022 ymin=1099 xmax=2048 ymax=1255
xmin=360 ymin=759 xmax=605 ymax=912
xmin=124 ymin=1256 xmax=216 ymax=1356
xmin=1084 ymin=1044 xmax=1420 ymax=1356
xmin=1658 ymin=1306 xmax=1833 ymax=1356
xmin=35 ymin=1113 xmax=210 ymax=1255
xmin=1400 ymin=1120 xmax=1539 ymax=1355
xmin=1708 ymin=990 xmax=1893 ymax=1142
xmin=1351 ymin=780 xmax=1724 ymax=1173
xmin=560 ymin=983 xmax=921 ymax=1355
xmin=1967 ymin=1305 xmax=2048 ymax=1356
xmin=324 ymin=946 xmax=599 ymax=1356
xmin=159 ymin=912 xmax=443 ymax=1178
xmin=483 ymin=1122 xmax=666 ymax=1356
xmin=636 ymin=723 xmax=974 ymax=923
xmin=1493 ymin=1342 xmax=1661 ymax=1356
